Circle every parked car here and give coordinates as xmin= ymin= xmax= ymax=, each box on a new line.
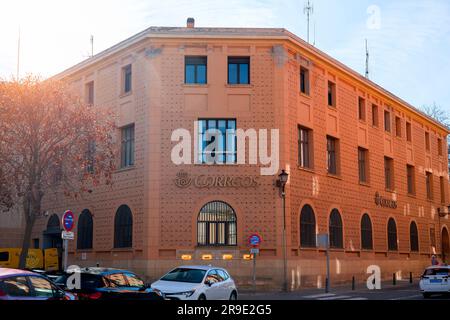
xmin=151 ymin=265 xmax=238 ymax=300
xmin=30 ymin=269 xmax=64 ymax=282
xmin=54 ymin=267 xmax=164 ymax=300
xmin=0 ymin=268 xmax=76 ymax=300
xmin=419 ymin=265 xmax=450 ymax=298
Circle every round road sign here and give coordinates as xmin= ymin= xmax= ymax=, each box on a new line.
xmin=62 ymin=210 xmax=75 ymax=232
xmin=248 ymin=233 xmax=262 ymax=247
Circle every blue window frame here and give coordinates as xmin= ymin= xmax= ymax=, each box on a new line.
xmin=185 ymin=56 xmax=207 ymax=84
xmin=198 ymin=119 xmax=236 ymax=164
xmin=228 ymin=57 xmax=250 ymax=85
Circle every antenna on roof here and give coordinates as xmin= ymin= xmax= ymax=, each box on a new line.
xmin=365 ymin=39 xmax=370 ymax=79
xmin=304 ymin=0 xmax=314 ymax=43
xmin=90 ymin=35 xmax=94 ymax=58
xmin=313 ymin=20 xmax=316 ymax=46
xmin=16 ymin=27 xmax=21 ymax=80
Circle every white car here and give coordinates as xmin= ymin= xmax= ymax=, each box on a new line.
xmin=151 ymin=266 xmax=238 ymax=300
xmin=419 ymin=265 xmax=450 ymax=298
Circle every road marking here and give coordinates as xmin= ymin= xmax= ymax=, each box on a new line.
xmin=318 ymin=295 xmax=352 ymax=300
xmin=344 ymin=297 xmax=369 ymax=300
xmin=390 ymin=295 xmax=422 ymax=300
xmin=304 ymin=293 xmax=336 ymax=299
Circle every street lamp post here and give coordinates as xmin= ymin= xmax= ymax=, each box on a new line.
xmin=277 ymin=170 xmax=289 ymax=292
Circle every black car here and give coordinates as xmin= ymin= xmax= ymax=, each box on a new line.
xmin=54 ymin=267 xmax=164 ymax=300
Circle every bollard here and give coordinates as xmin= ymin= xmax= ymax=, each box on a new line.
xmin=410 ymin=272 xmax=413 ymax=284
xmin=352 ymin=276 xmax=356 ymax=291
xmin=393 ymin=273 xmax=396 ymax=286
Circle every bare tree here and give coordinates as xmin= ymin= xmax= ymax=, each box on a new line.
xmin=0 ymin=76 xmax=116 ymax=268
xmin=422 ymin=102 xmax=450 ymax=128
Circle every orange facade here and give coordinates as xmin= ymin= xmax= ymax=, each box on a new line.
xmin=12 ymin=25 xmax=450 ymax=289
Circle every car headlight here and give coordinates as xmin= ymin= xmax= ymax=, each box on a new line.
xmin=152 ymin=288 xmax=165 ymax=299
xmin=171 ymin=290 xmax=196 ymax=297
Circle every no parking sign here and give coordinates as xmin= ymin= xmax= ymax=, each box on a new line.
xmin=248 ymin=233 xmax=262 ymax=247
xmin=62 ymin=210 xmax=75 ymax=232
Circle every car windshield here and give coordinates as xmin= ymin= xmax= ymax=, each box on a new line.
xmin=160 ymin=268 xmax=206 ymax=284
xmin=55 ymin=273 xmax=104 ymax=289
xmin=424 ymin=268 xmax=449 ymax=276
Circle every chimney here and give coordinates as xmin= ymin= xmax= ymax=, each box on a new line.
xmin=187 ymin=17 xmax=195 ymax=28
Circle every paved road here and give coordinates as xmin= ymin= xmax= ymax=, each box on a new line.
xmin=239 ymin=281 xmax=450 ymax=300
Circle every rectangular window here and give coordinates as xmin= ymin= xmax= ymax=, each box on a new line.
xmin=358 ymin=148 xmax=368 ymax=183
xmin=86 ymin=140 xmax=96 ymax=173
xmin=300 ymin=67 xmax=310 ymax=95
xmin=120 ymin=124 xmax=135 ymax=168
xmin=358 ymin=97 xmax=366 ymax=121
xmin=372 ymin=104 xmax=379 ymax=127
xmin=327 ymin=81 xmax=336 ymax=107
xmin=384 ymin=157 xmax=394 ymax=190
xmin=298 ymin=126 xmax=312 ymax=169
xmin=407 ymin=165 xmax=415 ymax=195
xmin=406 ymin=122 xmax=412 ymax=142
xmin=33 ymin=238 xmax=40 ymax=249
xmin=426 ymin=171 xmax=433 ymax=200
xmin=440 ymin=176 xmax=446 ymax=204
xmin=122 ymin=64 xmax=132 ymax=94
xmin=425 ymin=132 xmax=430 ymax=151
xmin=327 ymin=136 xmax=338 ymax=175
xmin=185 ymin=56 xmax=207 ymax=84
xmin=395 ymin=117 xmax=402 ymax=137
xmin=85 ymin=81 xmax=94 ymax=105
xmin=430 ymin=227 xmax=436 ymax=249
xmin=198 ymin=119 xmax=237 ymax=164
xmin=438 ymin=138 xmax=443 ymax=156
xmin=228 ymin=57 xmax=250 ymax=85
xmin=384 ymin=110 xmax=391 ymax=133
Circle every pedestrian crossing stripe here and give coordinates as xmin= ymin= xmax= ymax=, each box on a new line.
xmin=304 ymin=293 xmax=369 ymax=300
xmin=318 ymin=295 xmax=352 ymax=300
xmin=304 ymin=293 xmax=336 ymax=299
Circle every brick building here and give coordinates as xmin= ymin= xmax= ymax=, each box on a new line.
xmin=2 ymin=20 xmax=449 ymax=289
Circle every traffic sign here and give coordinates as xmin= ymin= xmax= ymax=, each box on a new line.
xmin=62 ymin=210 xmax=75 ymax=232
xmin=62 ymin=231 xmax=74 ymax=240
xmin=250 ymin=248 xmax=260 ymax=254
xmin=248 ymin=233 xmax=262 ymax=247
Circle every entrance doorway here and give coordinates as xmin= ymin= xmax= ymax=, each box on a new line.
xmin=43 ymin=214 xmax=63 ymax=270
xmin=442 ymin=227 xmax=450 ymax=264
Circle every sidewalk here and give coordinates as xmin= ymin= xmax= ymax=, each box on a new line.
xmin=239 ymin=279 xmax=418 ymax=298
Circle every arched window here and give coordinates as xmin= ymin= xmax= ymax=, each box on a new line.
xmin=114 ymin=205 xmax=133 ymax=248
xmin=361 ymin=214 xmax=373 ymax=250
xmin=197 ymin=201 xmax=237 ymax=246
xmin=47 ymin=214 xmax=60 ymax=231
xmin=329 ymin=209 xmax=343 ymax=249
xmin=387 ymin=218 xmax=398 ymax=251
xmin=300 ymin=205 xmax=316 ymax=248
xmin=77 ymin=209 xmax=93 ymax=250
xmin=410 ymin=221 xmax=419 ymax=252
xmin=442 ymin=227 xmax=450 ymax=263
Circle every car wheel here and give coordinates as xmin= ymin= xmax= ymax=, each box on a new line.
xmin=229 ymin=291 xmax=237 ymax=301
xmin=423 ymin=293 xmax=432 ymax=299
xmin=198 ymin=294 xmax=206 ymax=300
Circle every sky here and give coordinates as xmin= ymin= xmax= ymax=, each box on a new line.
xmin=0 ymin=0 xmax=449 ymax=113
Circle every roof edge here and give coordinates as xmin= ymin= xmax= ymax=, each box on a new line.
xmin=51 ymin=27 xmax=449 ymax=134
